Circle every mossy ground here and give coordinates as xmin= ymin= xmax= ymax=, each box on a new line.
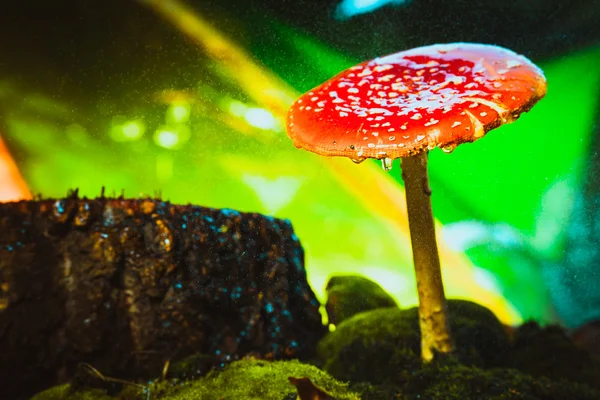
xmin=32 ymin=359 xmax=359 ymax=400
xmin=30 ymin=299 xmax=600 ymax=399
xmin=318 ymin=300 xmax=511 ymax=384
xmin=355 ymin=359 xmax=600 ymax=400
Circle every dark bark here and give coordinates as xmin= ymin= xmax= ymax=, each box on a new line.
xmin=0 ymin=197 xmax=326 ymax=399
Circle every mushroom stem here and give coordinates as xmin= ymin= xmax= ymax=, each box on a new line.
xmin=401 ymin=151 xmax=454 ymax=361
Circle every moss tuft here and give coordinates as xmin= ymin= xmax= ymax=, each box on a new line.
xmin=164 ymin=359 xmax=359 ymax=400
xmin=318 ymin=300 xmax=510 ymax=384
xmin=31 ymin=360 xmax=358 ymax=400
xmin=325 ymin=275 xmax=398 ymax=325
xmin=31 ymin=384 xmax=114 ymax=400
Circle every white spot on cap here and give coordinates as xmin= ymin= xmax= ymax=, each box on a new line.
xmin=410 ymin=113 xmax=423 ymax=120
xmin=480 ymin=111 xmax=488 ymax=117
xmin=448 ymin=76 xmax=465 ymax=85
xmin=358 ymin=68 xmax=373 ymax=77
xmin=374 ymin=64 xmax=393 ymax=72
xmin=368 ymin=143 xmax=375 ymax=148
xmin=378 ymin=74 xmax=395 ymax=82
xmin=391 ymin=82 xmax=407 ymax=92
xmin=506 ymin=60 xmax=522 ymax=68
xmin=451 ymin=121 xmax=461 ymax=128
xmin=348 ymin=88 xmax=359 ymax=94
xmin=424 ymin=119 xmax=439 ymax=127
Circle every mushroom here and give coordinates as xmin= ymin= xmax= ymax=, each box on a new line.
xmin=286 ymin=43 xmax=547 ymax=361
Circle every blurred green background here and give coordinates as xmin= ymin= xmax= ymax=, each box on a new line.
xmin=1 ymin=0 xmax=599 ymax=327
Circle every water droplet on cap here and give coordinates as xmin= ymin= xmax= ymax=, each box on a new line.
xmin=441 ymin=144 xmax=458 ymax=154
xmin=381 ymin=157 xmax=394 ymax=171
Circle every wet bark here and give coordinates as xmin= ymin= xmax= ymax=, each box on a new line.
xmin=0 ymin=197 xmax=326 ymax=399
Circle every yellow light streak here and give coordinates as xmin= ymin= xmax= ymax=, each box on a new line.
xmin=138 ymin=0 xmax=522 ymax=325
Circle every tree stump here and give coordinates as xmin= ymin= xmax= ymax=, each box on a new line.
xmin=0 ymin=197 xmax=326 ymax=399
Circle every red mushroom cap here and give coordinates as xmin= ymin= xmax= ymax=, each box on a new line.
xmin=286 ymin=43 xmax=547 ymax=161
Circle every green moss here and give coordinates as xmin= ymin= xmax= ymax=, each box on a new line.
xmin=29 ymin=302 xmax=600 ymax=400
xmin=352 ymin=359 xmax=600 ymax=400
xmin=504 ymin=321 xmax=600 ymax=389
xmin=31 ymin=384 xmax=114 ymax=400
xmin=319 ymin=306 xmax=421 ymax=384
xmin=406 ymin=360 xmax=600 ymax=400
xmin=165 ymin=359 xmax=359 ymax=400
xmin=318 ymin=300 xmax=511 ymax=384
xmin=325 ymin=275 xmax=398 ymax=325
xmin=167 ymin=353 xmax=215 ymax=380
xmin=30 ymin=356 xmax=600 ymax=400
xmin=32 ymin=360 xmax=358 ymax=400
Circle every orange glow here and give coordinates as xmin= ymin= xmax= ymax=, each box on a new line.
xmin=0 ymin=135 xmax=31 ymax=202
